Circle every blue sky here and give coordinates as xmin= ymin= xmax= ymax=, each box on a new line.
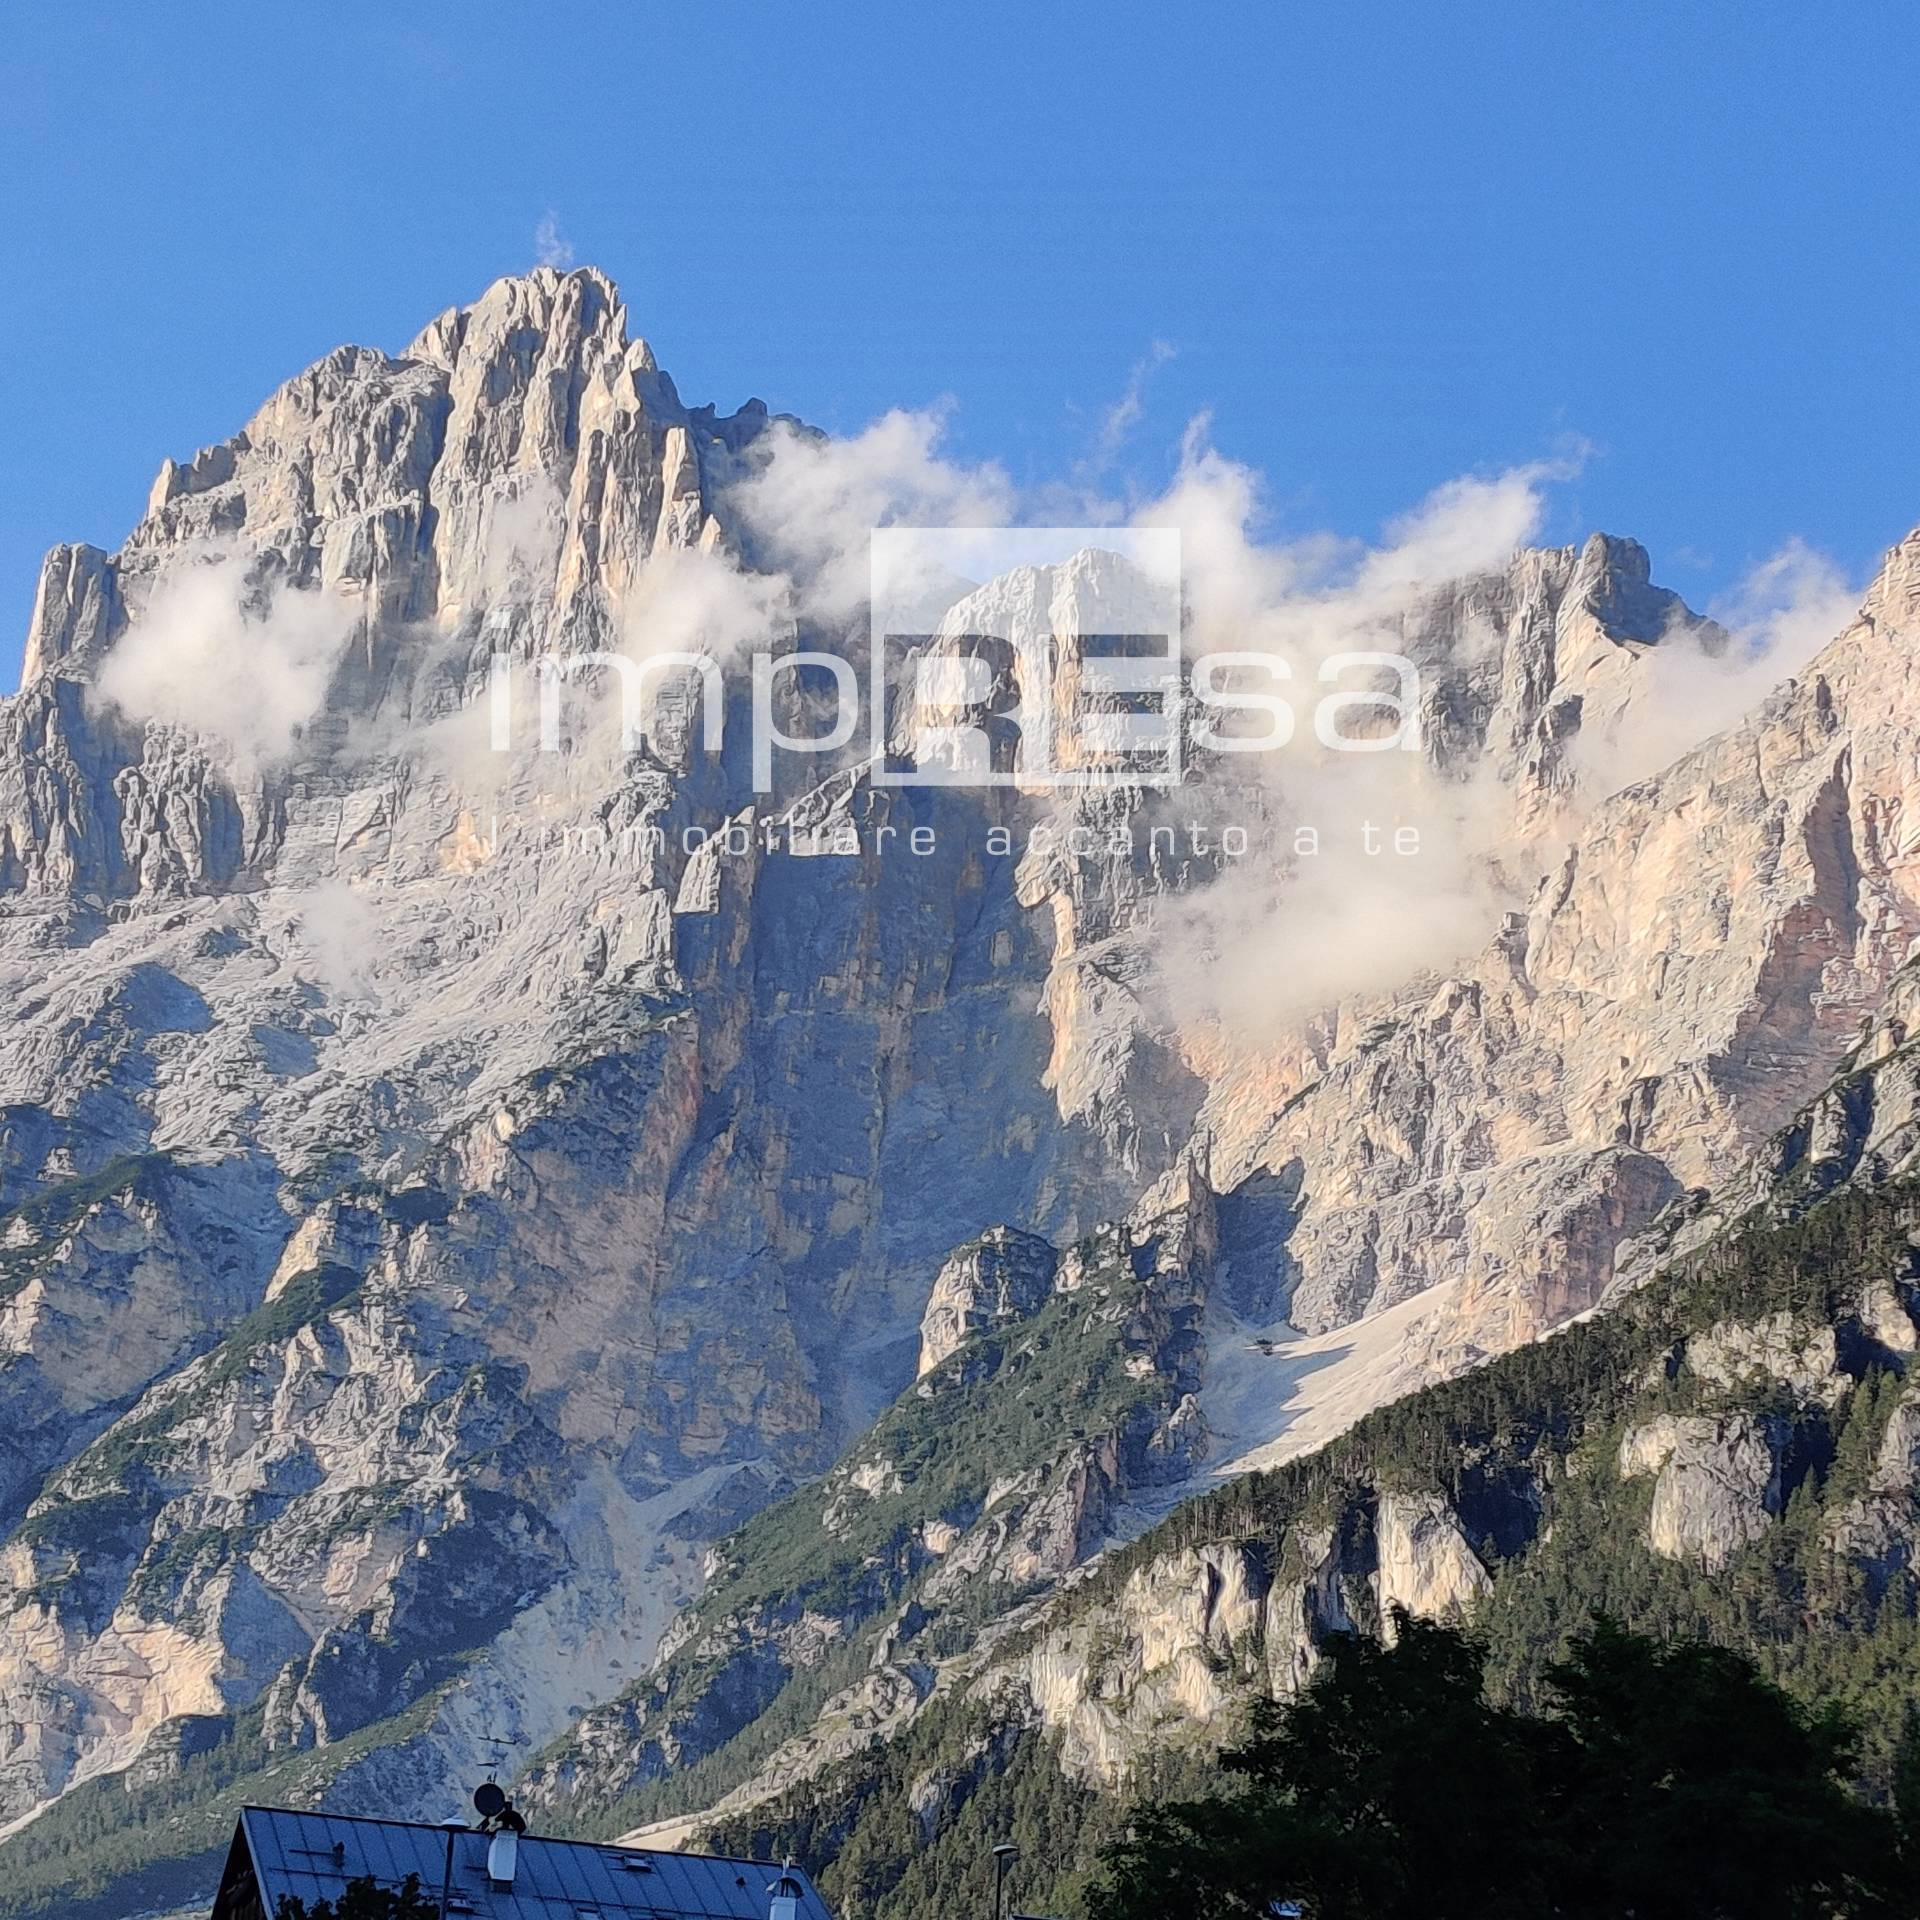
xmin=2 ymin=2 xmax=1916 ymax=686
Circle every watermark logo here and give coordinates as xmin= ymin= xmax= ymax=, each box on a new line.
xmin=485 ymin=527 xmax=1423 ymax=791
xmin=870 ymin=526 xmax=1185 ymax=789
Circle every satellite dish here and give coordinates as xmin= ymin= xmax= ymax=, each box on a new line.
xmin=472 ymin=1780 xmax=507 ymax=1819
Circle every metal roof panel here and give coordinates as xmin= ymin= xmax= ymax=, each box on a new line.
xmin=233 ymin=1806 xmax=834 ymax=1920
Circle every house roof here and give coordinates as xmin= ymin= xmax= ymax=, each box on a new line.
xmin=214 ymin=1805 xmax=835 ymax=1920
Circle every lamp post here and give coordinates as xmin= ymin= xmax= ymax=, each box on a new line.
xmin=438 ymin=1818 xmax=465 ymax=1919
xmin=991 ymin=1841 xmax=1018 ymax=1920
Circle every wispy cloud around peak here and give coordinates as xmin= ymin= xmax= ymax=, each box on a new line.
xmin=533 ymin=211 xmax=575 ymax=271
xmin=1090 ymin=339 xmax=1177 ymax=469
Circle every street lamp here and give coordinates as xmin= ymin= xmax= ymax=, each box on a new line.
xmin=436 ymin=1818 xmax=466 ymax=1919
xmin=991 ymin=1841 xmax=1019 ymax=1920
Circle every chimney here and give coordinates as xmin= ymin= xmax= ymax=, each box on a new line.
xmin=486 ymin=1827 xmax=518 ymax=1887
xmin=767 ymin=1860 xmax=804 ymax=1920
xmin=470 ymin=1775 xmax=525 ymax=1885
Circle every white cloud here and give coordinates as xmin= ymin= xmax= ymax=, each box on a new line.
xmin=1116 ymin=430 xmax=1584 ymax=1044
xmin=1350 ymin=460 xmax=1569 ymax=604
xmin=725 ymin=409 xmax=1014 ymax=626
xmin=1123 ymin=433 xmax=1868 ymax=1046
xmin=618 ymin=544 xmax=787 ymax=666
xmin=292 ymin=877 xmax=383 ymax=999
xmin=1090 ymin=339 xmax=1176 ymax=468
xmin=1571 ymin=537 xmax=1861 ymax=794
xmin=479 ymin=474 xmax=567 ymax=605
xmin=92 ymin=547 xmax=359 ymax=769
xmin=534 ymin=212 xmax=575 ymax=271
xmin=1133 ymin=424 xmax=1571 ymax=668
xmin=1144 ymin=765 xmax=1517 ymax=1042
xmin=1709 ymin=537 xmax=1861 ymax=672
xmin=723 ymin=406 xmax=1593 ymax=1045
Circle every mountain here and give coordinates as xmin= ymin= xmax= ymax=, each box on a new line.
xmin=610 ymin=975 xmax=1920 ymax=1920
xmin=0 ymin=263 xmax=1912 ymax=1916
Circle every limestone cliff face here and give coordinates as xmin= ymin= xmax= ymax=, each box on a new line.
xmin=1181 ymin=534 xmax=1920 ymax=1367
xmin=1617 ymin=1413 xmax=1783 ymax=1571
xmin=674 ymin=1053 xmax=1920 ymax=1878
xmin=519 ymin=1166 xmax=1218 ymax=1832
xmin=0 ymin=263 xmax=1913 ymax=1906
xmin=0 ymin=268 xmax=1138 ymax=1844
xmin=915 ymin=1227 xmax=1060 ymax=1378
xmin=548 ymin=965 xmax=1920 ymax=1850
xmin=4 ymin=268 xmax=735 ymax=901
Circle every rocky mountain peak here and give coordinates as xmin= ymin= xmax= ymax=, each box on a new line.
xmin=16 ymin=266 xmax=768 ymax=703
xmin=404 ymin=262 xmax=633 ymax=369
xmin=0 ymin=268 xmax=1915 ymax=1918
xmin=1566 ymin=530 xmax=1676 ymax=641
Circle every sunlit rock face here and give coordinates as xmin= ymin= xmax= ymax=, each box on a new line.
xmin=0 ymin=262 xmax=1909 ymax=1863
xmin=0 ymin=267 xmax=1141 ymax=1829
xmin=916 ymin=1227 xmax=1059 ymax=1377
xmin=1187 ymin=535 xmax=1920 ymax=1363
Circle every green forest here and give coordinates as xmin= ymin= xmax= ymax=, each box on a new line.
xmin=703 ymin=1181 xmax=1920 ymax=1918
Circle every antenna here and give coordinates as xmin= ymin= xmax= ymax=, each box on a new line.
xmin=470 ymin=1730 xmax=530 ymax=1850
